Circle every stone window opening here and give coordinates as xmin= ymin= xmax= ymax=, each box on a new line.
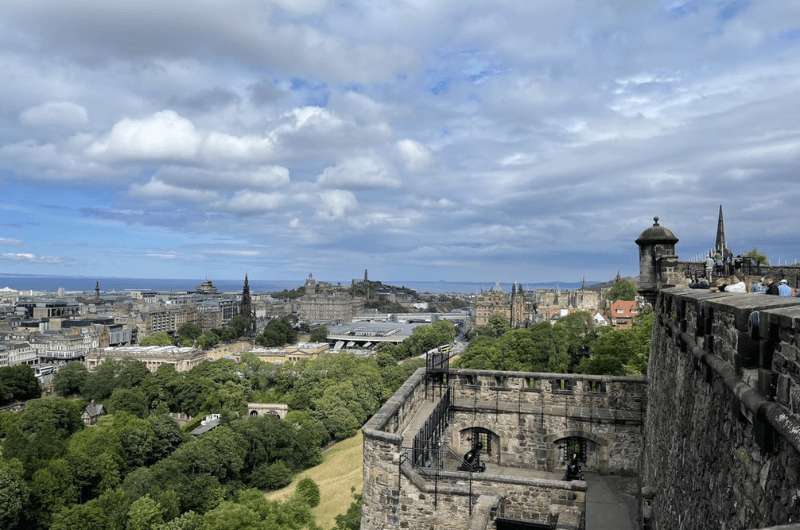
xmin=525 ymin=377 xmax=541 ymax=391
xmin=586 ymin=381 xmax=606 ymax=393
xmin=558 ymin=437 xmax=587 ymax=464
xmin=463 ymin=374 xmax=478 ymax=387
xmin=553 ymin=379 xmax=575 ymax=392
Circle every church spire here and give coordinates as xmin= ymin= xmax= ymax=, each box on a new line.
xmin=715 ymin=204 xmax=727 ymax=255
xmin=241 ymin=273 xmax=253 ymax=335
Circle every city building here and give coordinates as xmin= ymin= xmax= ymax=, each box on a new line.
xmin=194 ymin=279 xmax=220 ymax=295
xmin=86 ymin=345 xmax=207 ymax=373
xmin=296 ymin=274 xmax=364 ymax=323
xmin=327 ymin=321 xmax=424 ymax=350
xmin=607 ymin=300 xmax=640 ymax=328
xmin=473 ymin=284 xmax=511 ymax=327
xmin=16 ymin=298 xmax=80 ymax=319
xmin=472 ymin=282 xmax=530 ymax=328
xmin=245 ymin=342 xmax=329 ymax=364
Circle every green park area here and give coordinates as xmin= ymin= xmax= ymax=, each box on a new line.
xmin=266 ymin=432 xmax=363 ymax=529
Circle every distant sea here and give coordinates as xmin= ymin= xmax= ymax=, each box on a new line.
xmin=0 ymin=274 xmax=587 ymax=295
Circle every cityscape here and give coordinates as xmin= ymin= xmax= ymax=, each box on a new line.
xmin=1 ymin=2 xmax=800 ymax=530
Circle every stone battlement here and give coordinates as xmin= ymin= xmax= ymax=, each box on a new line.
xmin=643 ymin=287 xmax=800 ymax=529
xmin=361 ymin=367 xmax=647 ymax=529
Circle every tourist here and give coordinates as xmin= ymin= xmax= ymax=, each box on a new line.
xmin=765 ymin=277 xmax=780 ymax=295
xmin=724 ymin=276 xmax=746 ymax=293
xmin=705 ymin=255 xmax=715 ymax=279
xmin=778 ymin=279 xmax=792 ymax=297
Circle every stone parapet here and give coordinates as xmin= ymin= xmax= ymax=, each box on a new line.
xmin=644 ymin=288 xmax=800 ymax=530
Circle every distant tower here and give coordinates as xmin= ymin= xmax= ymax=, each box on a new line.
xmin=241 ymin=274 xmax=253 ymax=334
xmin=511 ymin=283 xmax=526 ymax=328
xmin=363 ymin=269 xmax=370 ymax=300
xmin=714 ymin=205 xmax=728 ymax=257
xmin=304 ymin=273 xmax=317 ymax=295
xmin=636 ymin=217 xmax=679 ymax=305
xmin=95 ymin=281 xmax=100 ymax=300
xmin=364 ymin=269 xmax=369 ymax=283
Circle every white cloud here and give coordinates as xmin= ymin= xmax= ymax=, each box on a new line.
xmin=225 ymin=190 xmax=285 ymax=213
xmin=0 ymin=238 xmax=23 ymax=246
xmin=201 ymin=132 xmax=275 ymax=162
xmin=145 ymin=251 xmax=179 ymax=260
xmin=155 ymin=165 xmax=290 ymax=189
xmin=396 ymin=139 xmax=432 ymax=171
xmin=0 ymin=252 xmax=63 ymax=264
xmin=88 ymin=110 xmax=201 ymax=161
xmin=319 ymin=189 xmax=358 ymax=219
xmin=203 ymin=249 xmax=261 ymax=256
xmin=318 ymin=156 xmax=400 ymax=189
xmin=130 ymin=178 xmax=218 ymax=202
xmin=20 ymin=101 xmax=88 ymax=129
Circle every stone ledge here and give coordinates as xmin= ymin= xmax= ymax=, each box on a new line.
xmin=402 ymin=461 xmax=587 ymax=495
xmin=669 ymin=320 xmax=800 ymax=455
xmin=363 ymin=367 xmax=426 ymax=434
xmin=661 ymin=288 xmax=800 ymax=331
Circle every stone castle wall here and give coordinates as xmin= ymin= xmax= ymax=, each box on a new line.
xmin=644 ymin=288 xmax=800 ymax=529
xmin=361 ymin=368 xmax=646 ymax=529
xmin=447 ymin=370 xmax=646 ymax=474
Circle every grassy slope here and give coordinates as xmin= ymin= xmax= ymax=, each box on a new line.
xmin=265 ymin=431 xmax=363 ymax=529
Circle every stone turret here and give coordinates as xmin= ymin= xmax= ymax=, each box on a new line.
xmin=636 ymin=217 xmax=679 ymax=305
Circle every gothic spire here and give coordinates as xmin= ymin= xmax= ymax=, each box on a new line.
xmin=715 ymin=204 xmax=727 ymax=255
xmin=241 ymin=273 xmax=253 ymax=334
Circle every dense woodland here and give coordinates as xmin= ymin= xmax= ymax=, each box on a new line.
xmin=457 ymin=310 xmax=653 ymax=376
xmin=0 ymin=344 xmax=426 ymax=529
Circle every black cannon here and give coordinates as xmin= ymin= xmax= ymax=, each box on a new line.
xmin=563 ymin=453 xmax=584 ymax=481
xmin=458 ymin=441 xmax=486 ymax=473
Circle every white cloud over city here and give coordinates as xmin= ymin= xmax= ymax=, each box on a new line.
xmin=0 ymin=0 xmax=798 ymax=281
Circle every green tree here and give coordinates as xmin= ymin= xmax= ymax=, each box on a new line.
xmin=225 ymin=316 xmax=250 ymax=339
xmin=294 ymin=478 xmax=320 ymax=507
xmin=480 ymin=314 xmax=511 ymax=338
xmin=0 ymin=365 xmax=41 ymax=405
xmin=51 ymin=500 xmax=110 ymax=530
xmin=196 ymin=332 xmax=220 ymax=350
xmin=250 ymin=461 xmax=293 ymax=490
xmin=3 ymin=397 xmax=84 ymax=475
xmin=0 ymin=459 xmax=28 ymax=530
xmin=577 ymin=355 xmax=625 ymax=375
xmin=53 ymin=362 xmax=88 ymax=397
xmin=139 ymin=332 xmax=175 ymax=347
xmin=200 ymin=501 xmax=260 ymax=530
xmin=156 ymin=511 xmax=202 ymax=530
xmin=606 ymin=278 xmax=637 ymax=302
xmin=29 ymin=458 xmax=79 ymax=529
xmin=108 ymin=387 xmax=149 ymax=417
xmin=309 ymin=326 xmax=328 ymax=342
xmin=128 ymin=495 xmax=164 ymax=530
xmin=745 ymin=248 xmax=769 ymax=266
xmin=256 ymin=318 xmax=298 ymax=347
xmin=82 ymin=359 xmax=149 ymax=401
xmin=177 ymin=323 xmax=203 ymax=343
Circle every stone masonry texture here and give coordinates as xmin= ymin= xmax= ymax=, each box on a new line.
xmin=644 ymin=288 xmax=800 ymax=530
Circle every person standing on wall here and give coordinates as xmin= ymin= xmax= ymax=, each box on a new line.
xmin=766 ymin=277 xmax=780 ymax=295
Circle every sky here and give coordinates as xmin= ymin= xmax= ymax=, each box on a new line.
xmin=0 ymin=0 xmax=799 ymax=283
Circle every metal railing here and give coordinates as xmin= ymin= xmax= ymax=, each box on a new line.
xmin=412 ymin=385 xmax=452 ymax=469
